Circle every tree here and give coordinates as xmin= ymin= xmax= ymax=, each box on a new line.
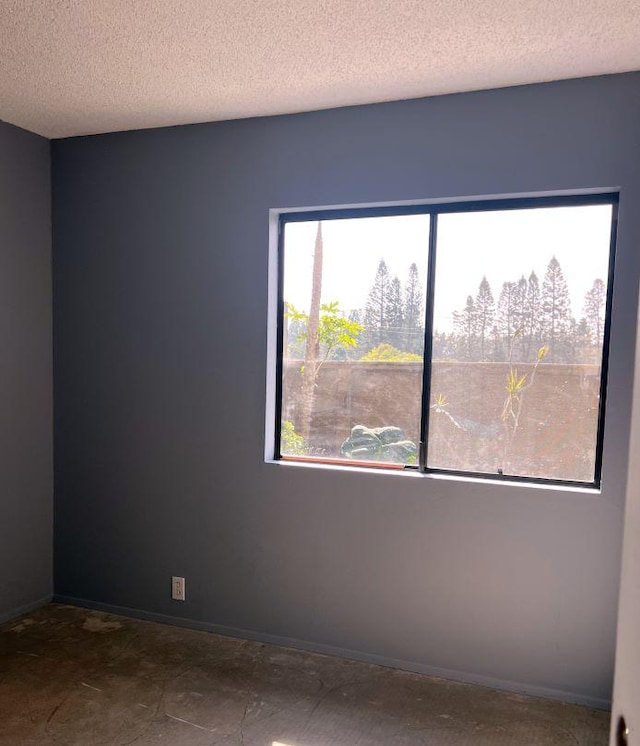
xmin=574 ymin=317 xmax=593 ymax=363
xmin=582 ymin=278 xmax=606 ymax=345
xmin=348 ymin=308 xmax=363 ymax=326
xmin=287 ymin=299 xmax=363 ymax=441
xmin=540 ymin=256 xmax=574 ymax=362
xmin=511 ymin=276 xmax=529 ymax=360
xmin=432 ymin=331 xmax=456 ymax=360
xmin=286 ymin=314 xmax=306 ymax=359
xmin=362 ymin=259 xmax=391 ymax=351
xmin=453 ymin=295 xmax=477 ymax=361
xmin=474 ymin=276 xmax=495 ymax=361
xmin=297 ymin=221 xmax=324 ymax=440
xmin=496 ymin=281 xmax=517 ymax=360
xmin=522 ymin=271 xmax=541 ymax=360
xmin=403 ymin=263 xmax=424 ymax=354
xmin=387 ymin=276 xmax=404 ymax=348
xmin=287 ymin=302 xmax=363 ymax=365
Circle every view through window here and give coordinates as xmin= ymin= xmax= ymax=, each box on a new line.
xmin=276 ymin=197 xmax=616 ymax=485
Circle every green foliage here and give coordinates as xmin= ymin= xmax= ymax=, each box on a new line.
xmin=317 ymin=301 xmax=363 ymax=352
xmin=280 ymin=420 xmax=307 ymax=456
xmin=505 ymin=369 xmax=527 ymax=394
xmin=360 ymin=343 xmax=422 ymax=362
xmin=501 ymin=343 xmax=549 ymax=443
xmin=433 ymin=393 xmax=449 ymax=409
xmin=286 ymin=301 xmax=363 ymax=362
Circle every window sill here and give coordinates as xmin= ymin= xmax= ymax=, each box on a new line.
xmin=265 ymin=457 xmax=602 ymax=494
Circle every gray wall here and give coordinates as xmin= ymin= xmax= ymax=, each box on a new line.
xmin=0 ymin=120 xmax=53 ymax=622
xmin=52 ymin=73 xmax=640 ymax=708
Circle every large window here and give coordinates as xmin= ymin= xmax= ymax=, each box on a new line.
xmin=274 ymin=195 xmax=617 ymax=487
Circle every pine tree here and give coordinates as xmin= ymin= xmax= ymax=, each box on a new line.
xmin=574 ymin=317 xmax=593 ymax=363
xmin=346 ymin=309 xmax=364 ymax=359
xmin=387 ymin=276 xmax=404 ymax=348
xmin=540 ymin=256 xmax=573 ymax=362
xmin=432 ymin=331 xmax=451 ymax=360
xmin=362 ymin=259 xmax=391 ymax=351
xmin=298 ymin=221 xmax=324 ymax=440
xmin=403 ymin=263 xmax=424 ymax=354
xmin=582 ymin=278 xmax=606 ymax=345
xmin=453 ymin=295 xmax=477 ymax=361
xmin=474 ymin=276 xmax=495 ymax=361
xmin=286 ymin=314 xmax=306 ymax=359
xmin=522 ymin=271 xmax=541 ymax=360
xmin=496 ymin=281 xmax=517 ymax=360
xmin=511 ymin=276 xmax=529 ymax=360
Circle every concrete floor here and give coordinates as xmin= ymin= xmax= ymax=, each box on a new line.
xmin=0 ymin=604 xmax=609 ymax=745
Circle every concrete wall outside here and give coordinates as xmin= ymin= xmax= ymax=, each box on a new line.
xmin=283 ymin=360 xmax=601 ymax=482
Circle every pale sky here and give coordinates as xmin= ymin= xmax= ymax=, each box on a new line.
xmin=282 ymin=204 xmax=613 ymax=332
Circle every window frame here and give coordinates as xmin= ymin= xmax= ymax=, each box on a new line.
xmin=273 ymin=192 xmax=619 ymax=489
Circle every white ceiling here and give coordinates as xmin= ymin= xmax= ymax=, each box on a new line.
xmin=1 ymin=0 xmax=639 ymax=139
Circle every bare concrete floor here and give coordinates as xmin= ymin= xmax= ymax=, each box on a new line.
xmin=0 ymin=604 xmax=608 ymax=745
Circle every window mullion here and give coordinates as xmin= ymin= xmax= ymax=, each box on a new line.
xmin=419 ymin=212 xmax=438 ymax=472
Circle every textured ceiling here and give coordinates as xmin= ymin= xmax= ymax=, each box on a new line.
xmin=1 ymin=0 xmax=639 ymax=139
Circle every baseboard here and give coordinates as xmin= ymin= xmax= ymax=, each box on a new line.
xmin=0 ymin=595 xmax=53 ymax=626
xmin=53 ymin=594 xmax=611 ymax=711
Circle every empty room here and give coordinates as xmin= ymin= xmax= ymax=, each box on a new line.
xmin=1 ymin=1 xmax=640 ymax=744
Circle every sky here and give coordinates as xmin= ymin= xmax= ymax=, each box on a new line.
xmin=282 ymin=204 xmax=613 ymax=332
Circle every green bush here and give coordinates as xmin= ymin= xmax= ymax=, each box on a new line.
xmin=360 ymin=343 xmax=422 ymax=362
xmin=280 ymin=420 xmax=307 ymax=456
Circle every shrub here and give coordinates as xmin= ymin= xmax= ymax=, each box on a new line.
xmin=360 ymin=343 xmax=422 ymax=362
xmin=280 ymin=420 xmax=307 ymax=456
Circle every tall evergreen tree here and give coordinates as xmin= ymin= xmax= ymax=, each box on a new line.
xmin=522 ymin=271 xmax=541 ymax=360
xmin=432 ymin=331 xmax=455 ymax=360
xmin=403 ymin=263 xmax=424 ymax=354
xmin=496 ymin=281 xmax=517 ymax=360
xmin=362 ymin=259 xmax=391 ymax=351
xmin=453 ymin=295 xmax=477 ymax=361
xmin=582 ymin=278 xmax=606 ymax=345
xmin=510 ymin=276 xmax=529 ymax=361
xmin=574 ymin=317 xmax=593 ymax=363
xmin=540 ymin=256 xmax=573 ymax=362
xmin=387 ymin=276 xmax=404 ymax=348
xmin=298 ymin=221 xmax=324 ymax=440
xmin=348 ymin=308 xmax=363 ymax=325
xmin=474 ymin=276 xmax=495 ymax=361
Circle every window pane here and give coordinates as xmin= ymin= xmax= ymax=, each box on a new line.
xmin=280 ymin=215 xmax=429 ymax=466
xmin=427 ymin=204 xmax=613 ymax=482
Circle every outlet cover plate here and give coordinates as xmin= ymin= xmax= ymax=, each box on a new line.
xmin=171 ymin=576 xmax=186 ymax=601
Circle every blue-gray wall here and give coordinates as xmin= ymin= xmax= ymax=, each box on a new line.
xmin=52 ymin=73 xmax=640 ymax=708
xmin=0 ymin=120 xmax=53 ymax=622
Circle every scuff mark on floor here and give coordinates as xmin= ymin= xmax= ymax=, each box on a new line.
xmin=10 ymin=618 xmax=37 ymax=633
xmin=80 ymin=682 xmax=103 ymax=692
xmin=82 ymin=615 xmax=123 ymax=633
xmin=165 ymin=713 xmax=210 ymax=731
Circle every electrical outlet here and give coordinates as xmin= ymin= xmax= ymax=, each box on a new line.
xmin=171 ymin=576 xmax=186 ymax=601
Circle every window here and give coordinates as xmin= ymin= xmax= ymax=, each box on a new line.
xmin=274 ymin=194 xmax=617 ymax=487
